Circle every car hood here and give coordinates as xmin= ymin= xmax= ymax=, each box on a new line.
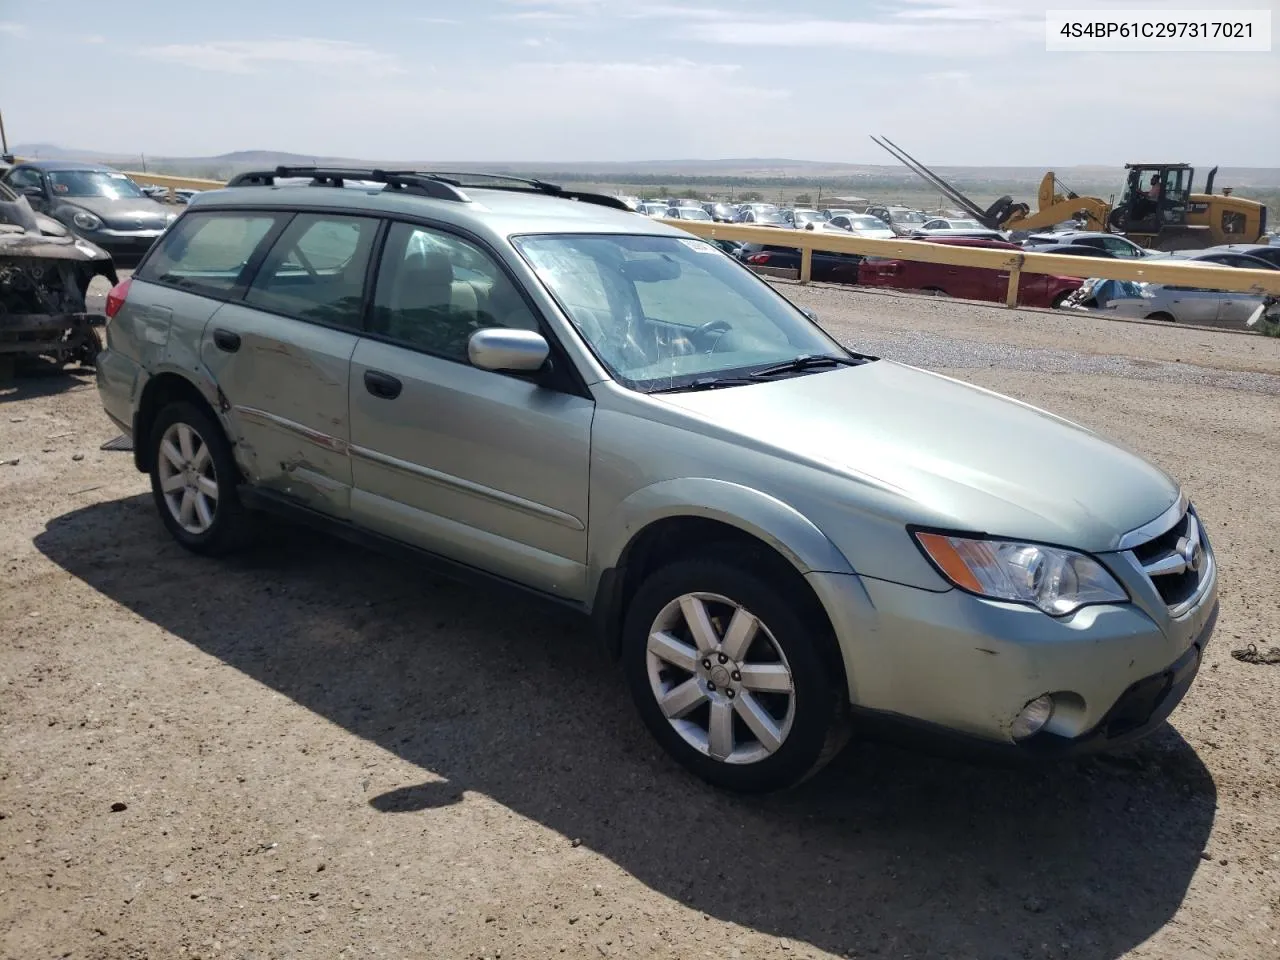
xmin=59 ymin=196 xmax=171 ymax=229
xmin=654 ymin=361 xmax=1179 ymax=552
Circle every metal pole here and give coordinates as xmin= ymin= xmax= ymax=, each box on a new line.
xmin=0 ymin=108 xmax=10 ymax=160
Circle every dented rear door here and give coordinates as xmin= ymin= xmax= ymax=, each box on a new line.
xmin=198 ymin=213 xmax=382 ymax=520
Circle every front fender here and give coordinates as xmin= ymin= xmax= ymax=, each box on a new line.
xmin=588 ymin=476 xmax=857 ymax=593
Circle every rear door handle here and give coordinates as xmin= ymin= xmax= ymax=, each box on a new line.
xmin=363 ymin=370 xmax=402 ymax=400
xmin=212 ymin=329 xmax=241 ymax=353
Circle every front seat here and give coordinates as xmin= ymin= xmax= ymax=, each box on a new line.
xmin=387 ymin=250 xmax=456 ymax=350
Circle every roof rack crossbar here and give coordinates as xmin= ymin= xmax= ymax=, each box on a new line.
xmin=417 ymin=171 xmax=632 ymax=211
xmin=225 ymin=166 xmax=471 ymax=202
xmin=224 ymin=166 xmax=632 ymax=211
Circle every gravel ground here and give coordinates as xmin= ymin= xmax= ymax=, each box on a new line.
xmin=2 ymin=285 xmax=1279 ymax=960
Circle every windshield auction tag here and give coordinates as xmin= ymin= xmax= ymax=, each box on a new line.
xmin=678 ymin=238 xmax=718 ymax=254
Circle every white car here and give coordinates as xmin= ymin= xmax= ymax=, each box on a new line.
xmin=825 ymin=214 xmax=895 ymax=239
xmin=919 ymin=217 xmax=986 ymax=232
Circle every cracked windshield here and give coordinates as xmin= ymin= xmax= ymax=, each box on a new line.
xmin=512 ymin=234 xmax=846 ymax=391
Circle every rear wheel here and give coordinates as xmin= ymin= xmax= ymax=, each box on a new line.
xmin=149 ymin=401 xmax=253 ymax=555
xmin=1146 ymin=311 xmax=1176 ymax=322
xmin=622 ymin=555 xmax=847 ymax=792
xmin=922 ymin=287 xmax=950 ymax=297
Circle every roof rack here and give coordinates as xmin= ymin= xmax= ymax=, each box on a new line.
xmin=226 ymin=167 xmax=471 ymax=202
xmin=224 ymin=166 xmax=632 ymax=212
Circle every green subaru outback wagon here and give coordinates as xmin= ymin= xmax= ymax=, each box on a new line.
xmin=96 ymin=168 xmax=1218 ymax=792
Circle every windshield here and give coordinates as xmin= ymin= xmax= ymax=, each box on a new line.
xmin=755 ymin=212 xmax=785 ymax=225
xmin=47 ymin=170 xmax=146 ymax=199
xmin=512 ymin=233 xmax=847 ymax=392
xmin=895 ymin=210 xmax=927 ymax=223
xmin=794 ymin=211 xmax=822 ymax=223
xmin=850 ymin=216 xmax=888 ymax=229
xmin=676 ymin=208 xmax=712 ymax=220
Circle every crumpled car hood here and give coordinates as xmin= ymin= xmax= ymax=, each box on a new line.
xmin=654 ymin=360 xmax=1179 ymax=552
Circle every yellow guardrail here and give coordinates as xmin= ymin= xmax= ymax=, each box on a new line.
xmin=82 ymin=169 xmax=1280 ymax=303
xmin=124 ymin=171 xmax=227 ymax=192
xmin=659 ymin=220 xmax=1280 ymax=303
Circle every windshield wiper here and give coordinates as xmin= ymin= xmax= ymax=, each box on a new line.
xmin=648 ymin=376 xmax=760 ymax=394
xmin=749 ymin=353 xmax=868 ymax=379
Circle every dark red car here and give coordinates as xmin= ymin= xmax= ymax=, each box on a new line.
xmin=857 ymin=236 xmax=1083 ymax=308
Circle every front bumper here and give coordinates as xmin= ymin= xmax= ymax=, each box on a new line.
xmin=807 ymin=559 xmax=1218 ymax=754
xmin=83 ymin=228 xmax=165 ymax=260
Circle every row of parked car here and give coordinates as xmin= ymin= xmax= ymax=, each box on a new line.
xmin=715 ymin=228 xmax=1280 ymax=326
xmin=624 ymin=196 xmax=999 ymax=240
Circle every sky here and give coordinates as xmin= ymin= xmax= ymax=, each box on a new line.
xmin=1 ymin=0 xmax=1277 ymax=166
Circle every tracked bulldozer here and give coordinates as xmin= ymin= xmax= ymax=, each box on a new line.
xmin=871 ymin=136 xmax=1267 ymax=251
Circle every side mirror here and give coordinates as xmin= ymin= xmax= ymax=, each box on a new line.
xmin=468 ymin=327 xmax=549 ymax=373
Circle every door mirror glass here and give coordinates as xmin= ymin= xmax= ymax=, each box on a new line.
xmin=468 ymin=328 xmax=550 ymax=372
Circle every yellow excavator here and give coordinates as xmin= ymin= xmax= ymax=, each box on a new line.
xmin=871 ymin=136 xmax=1267 ymax=251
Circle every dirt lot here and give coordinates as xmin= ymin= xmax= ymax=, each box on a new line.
xmin=2 ymin=287 xmax=1279 ymax=960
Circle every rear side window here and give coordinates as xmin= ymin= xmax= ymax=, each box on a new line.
xmin=244 ymin=214 xmax=380 ymax=330
xmin=139 ymin=212 xmax=280 ymax=294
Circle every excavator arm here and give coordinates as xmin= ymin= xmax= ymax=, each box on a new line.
xmin=870 ymin=138 xmax=1112 ymax=232
xmin=1003 ymin=175 xmax=1110 ymax=231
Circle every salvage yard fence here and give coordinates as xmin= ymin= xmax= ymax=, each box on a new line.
xmin=118 ymin=171 xmax=1280 ymax=305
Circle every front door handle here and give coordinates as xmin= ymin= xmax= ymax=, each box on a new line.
xmin=212 ymin=329 xmax=241 ymax=353
xmin=363 ymin=370 xmax=402 ymax=400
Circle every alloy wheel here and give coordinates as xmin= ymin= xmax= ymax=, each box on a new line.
xmin=646 ymin=592 xmax=796 ymax=765
xmin=156 ymin=422 xmax=219 ymax=535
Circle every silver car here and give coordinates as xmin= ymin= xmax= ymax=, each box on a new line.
xmin=1097 ymin=262 xmax=1270 ymax=326
xmin=95 ymin=168 xmax=1219 ymax=792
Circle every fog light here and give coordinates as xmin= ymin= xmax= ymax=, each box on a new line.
xmin=1011 ymin=695 xmax=1054 ymax=741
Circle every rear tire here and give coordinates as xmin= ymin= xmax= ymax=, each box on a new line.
xmin=148 ymin=401 xmax=254 ymax=555
xmin=1146 ymin=311 xmax=1176 ymax=322
xmin=621 ymin=555 xmax=848 ymax=793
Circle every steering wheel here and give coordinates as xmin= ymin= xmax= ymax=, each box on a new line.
xmin=691 ymin=318 xmax=733 ymax=350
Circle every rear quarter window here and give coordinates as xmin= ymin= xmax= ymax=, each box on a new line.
xmin=138 ymin=212 xmax=281 ymax=295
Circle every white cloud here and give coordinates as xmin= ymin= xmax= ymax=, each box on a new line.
xmin=138 ymin=38 xmax=404 ymax=76
xmin=494 ymin=11 xmax=578 ymax=22
xmin=81 ymin=34 xmax=107 ymax=44
xmin=321 ymin=58 xmax=790 ymax=160
xmin=0 ymin=21 xmax=28 ymax=37
xmin=418 ymin=17 xmax=459 ymax=24
xmin=688 ymin=17 xmax=1039 ymax=54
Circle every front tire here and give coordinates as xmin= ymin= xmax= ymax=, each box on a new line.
xmin=148 ymin=401 xmax=253 ymax=555
xmin=622 ymin=556 xmax=847 ymax=792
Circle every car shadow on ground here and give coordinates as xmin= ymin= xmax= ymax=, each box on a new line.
xmin=0 ymin=361 xmax=97 ymax=401
xmin=36 ymin=496 xmax=1217 ymax=960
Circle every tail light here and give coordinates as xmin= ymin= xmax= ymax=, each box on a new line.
xmin=746 ymin=253 xmax=771 ymax=265
xmin=104 ymin=277 xmax=132 ymax=320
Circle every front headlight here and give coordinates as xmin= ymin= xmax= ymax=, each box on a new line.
xmin=913 ymin=531 xmax=1128 ymax=617
xmin=72 ymin=210 xmax=103 ymax=231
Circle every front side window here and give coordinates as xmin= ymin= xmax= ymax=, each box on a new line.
xmin=245 ymin=214 xmax=380 ymax=329
xmin=513 ymin=233 xmax=847 ymax=391
xmin=138 ymin=212 xmax=280 ymax=294
xmin=47 ymin=170 xmax=145 ymax=199
xmin=1102 ymin=237 xmax=1141 ymax=258
xmin=5 ymin=168 xmax=44 ymax=192
xmin=370 ymin=222 xmax=541 ymax=361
